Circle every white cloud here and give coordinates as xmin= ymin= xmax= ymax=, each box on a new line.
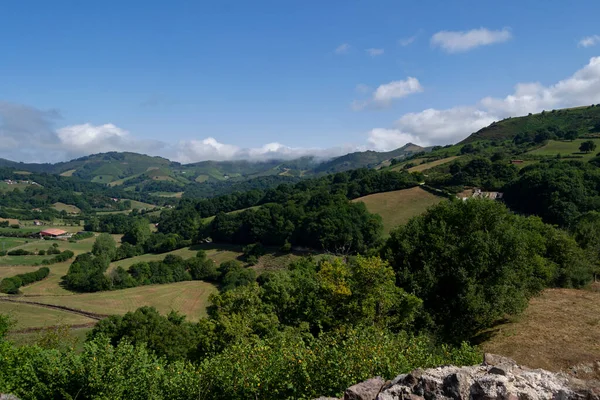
xmin=366 ymin=48 xmax=384 ymax=56
xmin=334 ymin=43 xmax=350 ymax=55
xmin=367 ymin=128 xmax=423 ymax=151
xmin=579 ymin=35 xmax=600 ymax=48
xmin=431 ymin=27 xmax=512 ymax=53
xmin=175 ymin=138 xmax=358 ymax=163
xmin=398 ymin=35 xmax=417 ymax=47
xmin=369 ymin=56 xmax=600 ymax=150
xmin=57 ymin=123 xmax=129 ymax=150
xmin=354 ymin=77 xmax=423 ymax=110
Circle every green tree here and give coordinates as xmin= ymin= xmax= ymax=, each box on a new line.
xmin=381 ymin=199 xmax=591 ymax=342
xmin=92 ymin=233 xmax=117 ymax=261
xmin=121 ymin=218 xmax=152 ymax=246
xmin=579 ymin=140 xmax=597 ymax=153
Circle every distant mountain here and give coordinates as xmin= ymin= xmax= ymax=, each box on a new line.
xmin=461 ymin=105 xmax=600 ymax=143
xmin=313 ymin=143 xmax=428 ymax=173
xmin=0 ymin=145 xmax=427 ymax=189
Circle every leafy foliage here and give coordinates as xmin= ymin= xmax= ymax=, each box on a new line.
xmin=0 ymin=267 xmax=50 ymax=294
xmin=381 ymin=199 xmax=594 ymax=342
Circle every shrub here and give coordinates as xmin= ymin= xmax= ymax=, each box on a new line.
xmin=0 ymin=267 xmax=49 ymax=294
xmin=7 ymin=249 xmax=31 ymax=256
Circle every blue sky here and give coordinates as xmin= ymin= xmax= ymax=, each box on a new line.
xmin=2 ymin=0 xmax=600 ymax=162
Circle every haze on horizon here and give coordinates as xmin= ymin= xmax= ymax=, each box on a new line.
xmin=2 ymin=0 xmax=600 ymax=163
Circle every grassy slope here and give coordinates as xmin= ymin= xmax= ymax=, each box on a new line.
xmin=482 ymin=287 xmax=600 ymax=372
xmin=526 ymin=139 xmax=600 ymax=160
xmin=462 ymin=105 xmax=600 ymax=143
xmin=352 ymin=187 xmax=445 ymax=235
xmin=0 ymin=237 xmax=29 ymax=251
xmin=52 ymin=202 xmax=81 ymax=214
xmin=16 ymin=281 xmax=218 ymax=321
xmin=407 ymin=156 xmax=461 ymax=172
xmin=0 ymin=301 xmax=96 ymax=330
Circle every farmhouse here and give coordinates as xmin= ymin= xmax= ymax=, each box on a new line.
xmin=39 ymin=228 xmax=71 ymax=239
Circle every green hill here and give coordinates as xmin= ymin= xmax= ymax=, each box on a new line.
xmin=313 ymin=143 xmax=427 ymax=173
xmin=462 ymin=105 xmax=600 ymax=143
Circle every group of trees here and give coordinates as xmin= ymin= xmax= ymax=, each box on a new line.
xmin=0 ymin=267 xmax=49 ymax=294
xmin=381 ymin=199 xmax=594 ymax=342
xmin=63 ymin=234 xmax=251 ymax=293
xmin=159 ymin=169 xmax=417 ymax=253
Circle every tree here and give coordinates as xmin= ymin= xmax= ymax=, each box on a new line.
xmin=579 ymin=140 xmax=597 ymax=153
xmin=121 ymin=218 xmax=152 ymax=246
xmin=564 ymin=130 xmax=579 ymax=141
xmin=92 ymin=233 xmax=117 ymax=261
xmin=381 ymin=199 xmax=593 ymax=342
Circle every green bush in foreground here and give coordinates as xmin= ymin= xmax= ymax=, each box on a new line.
xmin=0 ymin=326 xmax=479 ymax=400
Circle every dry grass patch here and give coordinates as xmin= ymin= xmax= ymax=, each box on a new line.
xmin=353 ymin=187 xmax=445 ymax=235
xmin=52 ymin=202 xmax=81 ymax=214
xmin=482 ymin=288 xmax=600 ymax=372
xmin=408 ymin=156 xmax=460 ymax=172
xmin=18 ymin=281 xmax=218 ymax=321
xmin=0 ymin=301 xmax=96 ymax=330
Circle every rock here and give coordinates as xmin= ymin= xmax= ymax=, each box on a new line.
xmin=0 ymin=395 xmax=21 ymax=400
xmin=344 ymin=377 xmax=385 ymax=400
xmin=483 ymin=353 xmax=516 ymax=367
xmin=369 ymin=354 xmax=600 ymax=400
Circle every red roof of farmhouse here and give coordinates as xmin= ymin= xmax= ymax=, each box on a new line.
xmin=40 ymin=228 xmax=68 ymax=236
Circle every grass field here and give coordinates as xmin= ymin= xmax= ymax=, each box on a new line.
xmin=59 ymin=169 xmax=77 ymax=177
xmin=0 ymin=265 xmax=40 ymax=279
xmin=202 ymin=205 xmax=264 ymax=224
xmin=0 ymin=237 xmax=29 ymax=251
xmin=153 ymin=191 xmax=184 ymax=198
xmin=0 ymin=182 xmax=34 ymax=192
xmin=91 ymin=175 xmax=114 ymax=183
xmin=408 ymin=156 xmax=460 ymax=172
xmin=352 ymin=187 xmax=445 ymax=235
xmin=0 ymin=254 xmax=54 ymax=266
xmin=0 ymin=301 xmax=96 ymax=330
xmin=527 ymin=139 xmax=600 ymax=161
xmin=108 ymin=244 xmax=243 ymax=271
xmin=52 ymin=202 xmax=81 ymax=214
xmin=482 ymin=287 xmax=600 ymax=373
xmin=19 ymin=261 xmax=73 ymax=296
xmin=0 ymin=226 xmax=40 ymax=234
xmin=16 ymin=281 xmax=218 ymax=321
xmin=126 ymin=199 xmax=156 ymax=210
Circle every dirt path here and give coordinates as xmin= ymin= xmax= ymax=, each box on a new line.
xmin=0 ymin=297 xmax=109 ymax=320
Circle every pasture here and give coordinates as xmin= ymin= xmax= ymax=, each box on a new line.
xmin=108 ymin=244 xmax=244 ymax=271
xmin=352 ymin=187 xmax=445 ymax=235
xmin=0 ymin=301 xmax=96 ymax=330
xmin=527 ymin=139 xmax=600 ymax=161
xmin=482 ymin=287 xmax=600 ymax=373
xmin=408 ymin=156 xmax=460 ymax=172
xmin=0 ymin=237 xmax=29 ymax=251
xmin=52 ymin=202 xmax=81 ymax=214
xmin=16 ymin=281 xmax=218 ymax=321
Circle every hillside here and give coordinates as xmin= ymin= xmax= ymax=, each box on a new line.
xmin=313 ymin=143 xmax=427 ymax=173
xmin=0 ymin=146 xmax=426 ymax=197
xmin=462 ymin=105 xmax=600 ymax=143
xmin=352 ymin=187 xmax=445 ymax=235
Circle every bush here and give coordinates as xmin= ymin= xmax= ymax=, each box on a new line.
xmin=37 ymin=249 xmax=46 ymax=256
xmin=381 ymin=199 xmax=594 ymax=343
xmin=7 ymin=249 xmax=32 ymax=256
xmin=41 ymin=250 xmax=75 ymax=265
xmin=0 ymin=267 xmax=49 ymax=294
xmin=0 ymin=251 xmax=6 ymax=256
